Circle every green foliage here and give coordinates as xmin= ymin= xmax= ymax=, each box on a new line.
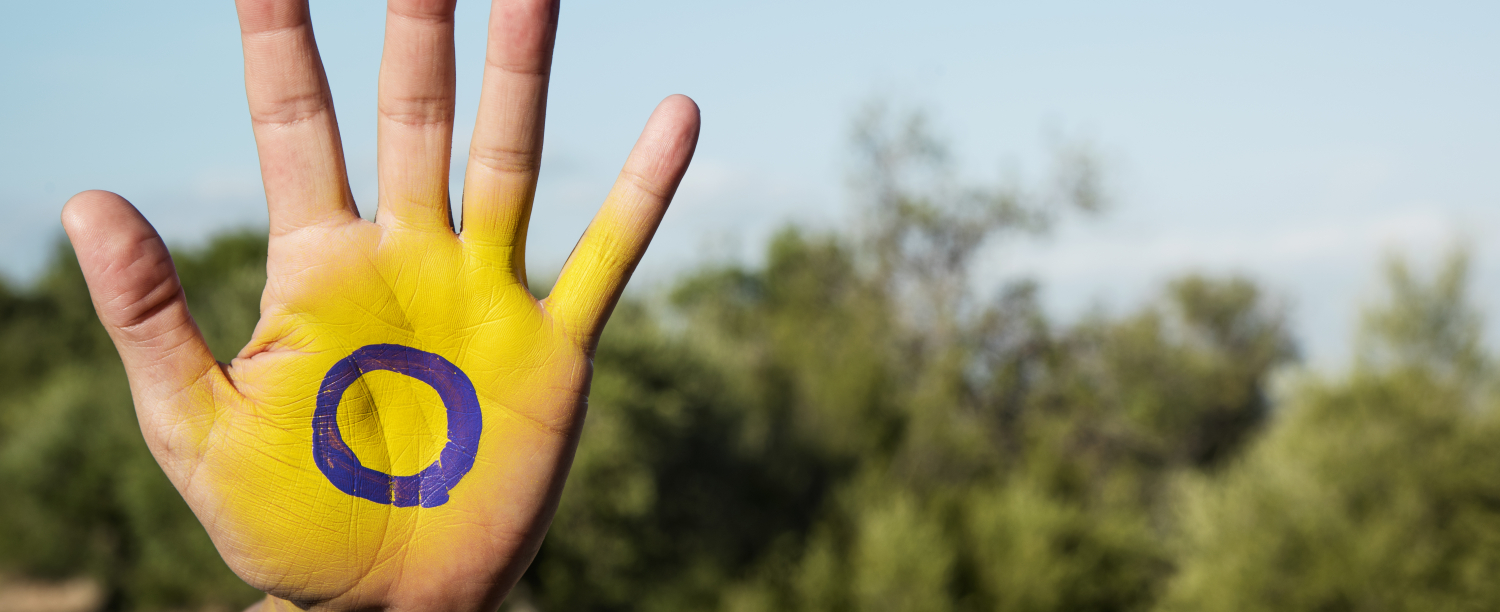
xmin=2 ymin=114 xmax=1494 ymax=612
xmin=516 ymin=112 xmax=1296 ymax=611
xmin=0 ymin=234 xmax=266 ymax=611
xmin=1160 ymin=252 xmax=1500 ymax=612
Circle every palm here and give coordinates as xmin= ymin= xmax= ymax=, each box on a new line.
xmin=191 ymin=226 xmax=585 ymax=604
xmin=60 ymin=1 xmax=698 ymax=611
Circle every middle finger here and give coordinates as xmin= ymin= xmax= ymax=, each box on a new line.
xmin=375 ymin=0 xmax=460 ymax=231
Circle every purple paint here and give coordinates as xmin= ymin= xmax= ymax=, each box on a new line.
xmin=312 ymin=344 xmax=482 ymax=508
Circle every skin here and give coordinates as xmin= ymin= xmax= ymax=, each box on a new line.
xmin=59 ymin=0 xmax=700 ymax=611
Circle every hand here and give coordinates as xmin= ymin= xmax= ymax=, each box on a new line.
xmin=59 ymin=1 xmax=699 ymax=610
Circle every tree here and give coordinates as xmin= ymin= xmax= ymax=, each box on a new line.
xmin=520 ymin=108 xmax=1294 ymax=612
xmin=1161 ymin=250 xmax=1500 ymax=612
xmin=0 ymin=110 xmax=1306 ymax=612
xmin=0 ymin=235 xmax=266 ymax=611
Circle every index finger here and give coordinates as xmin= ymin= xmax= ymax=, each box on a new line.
xmin=545 ymin=95 xmax=701 ymax=347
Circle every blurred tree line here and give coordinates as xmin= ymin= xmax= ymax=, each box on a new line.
xmin=2 ymin=109 xmax=1498 ymax=611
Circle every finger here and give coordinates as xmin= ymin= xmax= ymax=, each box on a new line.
xmin=236 ymin=0 xmax=359 ymax=235
xmin=60 ymin=192 xmax=232 ymax=474
xmin=547 ymin=95 xmax=701 ymax=346
xmin=374 ymin=0 xmax=459 ymax=231
xmin=460 ymin=0 xmax=560 ymax=270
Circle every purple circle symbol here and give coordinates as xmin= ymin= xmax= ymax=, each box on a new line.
xmin=312 ymin=344 xmax=482 ymax=508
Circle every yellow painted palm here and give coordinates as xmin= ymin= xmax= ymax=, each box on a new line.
xmin=60 ymin=1 xmax=699 ymax=611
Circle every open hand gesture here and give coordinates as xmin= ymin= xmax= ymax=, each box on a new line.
xmin=60 ymin=1 xmax=699 ymax=610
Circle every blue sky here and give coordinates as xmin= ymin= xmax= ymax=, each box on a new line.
xmin=2 ymin=1 xmax=1497 ymax=367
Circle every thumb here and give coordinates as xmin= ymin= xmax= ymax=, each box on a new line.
xmin=61 ymin=190 xmax=227 ymax=467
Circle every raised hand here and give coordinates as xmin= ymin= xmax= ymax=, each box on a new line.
xmin=59 ymin=1 xmax=699 ymax=610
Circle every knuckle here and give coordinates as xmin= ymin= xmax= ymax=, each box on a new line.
xmin=621 ymin=170 xmax=671 ymax=201
xmin=469 ymin=143 xmax=539 ymax=175
xmin=249 ymin=89 xmax=330 ymax=128
xmin=378 ymin=97 xmax=455 ymax=128
xmin=388 ymin=0 xmax=457 ymax=23
xmin=237 ymin=0 xmax=309 ymax=35
xmin=92 ymin=235 xmax=186 ymax=335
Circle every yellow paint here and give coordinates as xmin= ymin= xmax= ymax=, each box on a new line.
xmin=337 ymin=370 xmax=448 ymax=477
xmin=174 ymin=220 xmax=616 ymax=602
